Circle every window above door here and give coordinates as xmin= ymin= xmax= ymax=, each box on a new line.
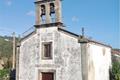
xmin=42 ymin=42 xmax=52 ymax=60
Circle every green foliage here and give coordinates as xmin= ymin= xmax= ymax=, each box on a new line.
xmin=0 ymin=69 xmax=10 ymax=80
xmin=112 ymin=62 xmax=120 ymax=80
xmin=0 ymin=35 xmax=13 ymax=70
xmin=0 ymin=36 xmax=13 ymax=58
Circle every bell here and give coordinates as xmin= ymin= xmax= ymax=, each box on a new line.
xmin=50 ymin=3 xmax=55 ymax=15
xmin=41 ymin=6 xmax=46 ymax=16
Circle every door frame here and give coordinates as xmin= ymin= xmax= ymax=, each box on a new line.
xmin=38 ymin=69 xmax=56 ymax=80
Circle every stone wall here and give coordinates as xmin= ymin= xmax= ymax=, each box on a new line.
xmin=19 ymin=27 xmax=111 ymax=80
xmin=19 ymin=33 xmax=38 ymax=80
xmin=19 ymin=27 xmax=82 ymax=80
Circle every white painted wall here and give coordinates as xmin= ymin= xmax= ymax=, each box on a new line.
xmin=19 ymin=26 xmax=111 ymax=80
xmin=19 ymin=33 xmax=38 ymax=80
xmin=87 ymin=43 xmax=111 ymax=80
xmin=19 ymin=27 xmax=82 ymax=80
xmin=36 ymin=27 xmax=82 ymax=80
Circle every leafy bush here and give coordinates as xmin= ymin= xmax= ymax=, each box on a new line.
xmin=112 ymin=62 xmax=120 ymax=80
xmin=0 ymin=69 xmax=10 ymax=80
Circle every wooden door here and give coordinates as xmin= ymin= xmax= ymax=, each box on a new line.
xmin=42 ymin=72 xmax=54 ymax=80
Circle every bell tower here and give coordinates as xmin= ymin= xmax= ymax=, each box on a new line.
xmin=35 ymin=0 xmax=63 ymax=27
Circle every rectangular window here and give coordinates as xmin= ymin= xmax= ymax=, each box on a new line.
xmin=42 ymin=42 xmax=52 ymax=59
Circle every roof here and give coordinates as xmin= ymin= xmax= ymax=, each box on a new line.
xmin=20 ymin=31 xmax=36 ymax=42
xmin=112 ymin=49 xmax=120 ymax=55
xmin=58 ymin=27 xmax=111 ymax=48
xmin=20 ymin=23 xmax=111 ymax=48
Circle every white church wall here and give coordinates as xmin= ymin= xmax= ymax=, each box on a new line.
xmin=87 ymin=43 xmax=111 ymax=80
xmin=35 ymin=27 xmax=82 ymax=80
xmin=55 ymin=30 xmax=82 ymax=80
xmin=19 ymin=27 xmax=82 ymax=80
xmin=19 ymin=26 xmax=111 ymax=80
xmin=37 ymin=27 xmax=57 ymax=65
xmin=19 ymin=33 xmax=38 ymax=80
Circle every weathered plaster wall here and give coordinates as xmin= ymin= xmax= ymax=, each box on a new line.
xmin=19 ymin=27 xmax=82 ymax=80
xmin=87 ymin=43 xmax=111 ymax=80
xmin=19 ymin=33 xmax=38 ymax=80
xmin=53 ymin=29 xmax=82 ymax=80
xmin=19 ymin=27 xmax=111 ymax=80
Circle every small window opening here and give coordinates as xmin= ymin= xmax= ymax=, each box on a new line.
xmin=41 ymin=5 xmax=46 ymax=24
xmin=41 ymin=5 xmax=46 ymax=16
xmin=50 ymin=3 xmax=55 ymax=23
xmin=42 ymin=42 xmax=52 ymax=59
xmin=50 ymin=3 xmax=55 ymax=15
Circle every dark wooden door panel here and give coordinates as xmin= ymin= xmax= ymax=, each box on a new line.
xmin=42 ymin=72 xmax=54 ymax=80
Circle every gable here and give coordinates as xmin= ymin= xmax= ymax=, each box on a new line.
xmin=20 ymin=26 xmax=111 ymax=49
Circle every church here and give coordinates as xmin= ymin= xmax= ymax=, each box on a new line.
xmin=17 ymin=0 xmax=112 ymax=80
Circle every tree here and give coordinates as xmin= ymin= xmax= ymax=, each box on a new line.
xmin=112 ymin=62 xmax=120 ymax=80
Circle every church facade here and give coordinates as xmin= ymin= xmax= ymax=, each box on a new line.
xmin=17 ymin=0 xmax=112 ymax=80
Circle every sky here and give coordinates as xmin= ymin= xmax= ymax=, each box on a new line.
xmin=0 ymin=0 xmax=119 ymax=49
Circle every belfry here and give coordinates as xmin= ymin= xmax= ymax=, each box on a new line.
xmin=35 ymin=0 xmax=62 ymax=26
